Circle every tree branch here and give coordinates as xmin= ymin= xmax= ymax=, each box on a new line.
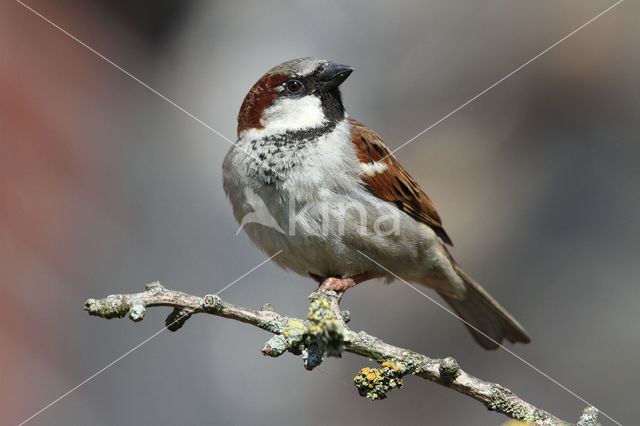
xmin=84 ymin=281 xmax=596 ymax=425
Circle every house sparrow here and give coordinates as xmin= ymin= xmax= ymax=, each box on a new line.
xmin=223 ymin=57 xmax=530 ymax=349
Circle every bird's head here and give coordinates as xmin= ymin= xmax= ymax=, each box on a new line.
xmin=237 ymin=57 xmax=354 ymax=139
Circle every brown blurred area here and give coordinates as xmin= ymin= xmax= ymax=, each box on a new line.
xmin=1 ymin=0 xmax=191 ymax=421
xmin=2 ymin=1 xmax=639 ymax=425
xmin=1 ymin=1 xmax=111 ymax=420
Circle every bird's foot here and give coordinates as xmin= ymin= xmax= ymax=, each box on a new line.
xmin=319 ymin=277 xmax=357 ymax=292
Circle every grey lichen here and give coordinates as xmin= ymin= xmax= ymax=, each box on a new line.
xmin=354 ymin=361 xmax=405 ymax=400
xmin=261 ymin=303 xmax=274 ymax=311
xmin=487 ymin=384 xmax=530 ymax=421
xmin=357 ymin=330 xmax=378 ymax=348
xmin=577 ymin=406 xmax=598 ymax=426
xmin=531 ymin=408 xmax=555 ymax=425
xmin=257 ymin=315 xmax=290 ymax=335
xmin=145 ymin=281 xmax=165 ymax=293
xmin=128 ymin=304 xmax=146 ymax=322
xmin=401 ymin=352 xmax=438 ymax=376
xmin=202 ymin=294 xmax=223 ymax=312
xmin=84 ymin=295 xmax=130 ymax=319
xmin=438 ymin=357 xmax=460 ymax=383
xmin=262 ymin=334 xmax=288 ymax=357
xmin=340 ymin=310 xmax=351 ymax=323
xmin=310 ymin=289 xmax=339 ymax=299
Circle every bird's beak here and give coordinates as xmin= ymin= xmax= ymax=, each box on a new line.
xmin=316 ymin=62 xmax=355 ymax=92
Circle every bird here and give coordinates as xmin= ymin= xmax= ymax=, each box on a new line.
xmin=222 ymin=57 xmax=531 ymax=349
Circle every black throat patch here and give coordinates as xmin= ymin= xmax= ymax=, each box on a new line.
xmin=319 ymin=88 xmax=345 ymax=126
xmin=246 ymin=120 xmax=339 ymax=185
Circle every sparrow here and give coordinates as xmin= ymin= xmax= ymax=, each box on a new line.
xmin=223 ymin=57 xmax=531 ymax=349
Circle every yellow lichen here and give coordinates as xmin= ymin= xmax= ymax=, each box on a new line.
xmin=353 ymin=361 xmax=406 ymax=401
xmin=283 ymin=319 xmax=306 ymax=338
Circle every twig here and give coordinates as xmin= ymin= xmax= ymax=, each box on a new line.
xmin=84 ymin=281 xmax=595 ymax=425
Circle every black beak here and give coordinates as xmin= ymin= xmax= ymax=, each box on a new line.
xmin=316 ymin=62 xmax=355 ymax=92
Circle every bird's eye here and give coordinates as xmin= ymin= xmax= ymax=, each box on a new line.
xmin=286 ymin=79 xmax=303 ymax=93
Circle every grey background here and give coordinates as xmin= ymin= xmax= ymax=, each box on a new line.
xmin=3 ymin=0 xmax=638 ymax=425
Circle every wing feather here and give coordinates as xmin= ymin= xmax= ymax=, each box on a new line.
xmin=349 ymin=118 xmax=453 ymax=245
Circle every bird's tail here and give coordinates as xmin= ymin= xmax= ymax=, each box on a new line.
xmin=437 ymin=262 xmax=531 ymax=350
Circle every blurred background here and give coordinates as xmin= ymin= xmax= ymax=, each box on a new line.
xmin=2 ymin=0 xmax=638 ymax=424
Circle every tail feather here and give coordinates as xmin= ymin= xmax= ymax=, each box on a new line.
xmin=438 ymin=264 xmax=531 ymax=350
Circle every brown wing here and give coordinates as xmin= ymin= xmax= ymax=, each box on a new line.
xmin=348 ymin=118 xmax=453 ymax=245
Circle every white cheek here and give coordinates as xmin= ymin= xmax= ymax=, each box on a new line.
xmin=262 ymin=96 xmax=327 ymax=130
xmin=243 ymin=96 xmax=326 ymax=140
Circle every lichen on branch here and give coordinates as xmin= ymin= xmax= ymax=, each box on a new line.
xmin=262 ymin=296 xmax=349 ymax=369
xmin=84 ymin=281 xmax=596 ymax=425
